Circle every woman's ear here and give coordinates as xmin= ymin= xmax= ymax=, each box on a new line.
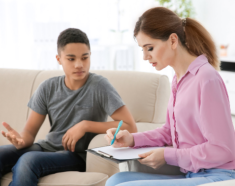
xmin=169 ymin=33 xmax=178 ymax=50
xmin=56 ymin=55 xmax=62 ymax=65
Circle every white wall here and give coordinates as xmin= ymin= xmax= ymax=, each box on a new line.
xmin=192 ymin=0 xmax=235 ymax=57
xmin=0 ymin=0 xmax=234 ymax=82
xmin=0 ymin=0 xmax=158 ymax=70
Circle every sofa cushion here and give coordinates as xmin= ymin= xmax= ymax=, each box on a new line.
xmin=91 ymin=70 xmax=170 ymax=124
xmin=136 ymin=122 xmax=165 ymax=132
xmin=1 ymin=172 xmax=108 ymax=186
xmin=0 ymin=69 xmax=41 ymax=146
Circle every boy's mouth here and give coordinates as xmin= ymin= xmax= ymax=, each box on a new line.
xmin=73 ymin=71 xmax=85 ymax=75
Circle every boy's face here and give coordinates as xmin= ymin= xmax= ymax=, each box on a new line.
xmin=56 ymin=43 xmax=91 ymax=82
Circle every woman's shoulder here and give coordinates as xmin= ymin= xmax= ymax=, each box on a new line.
xmin=196 ymin=62 xmax=223 ymax=86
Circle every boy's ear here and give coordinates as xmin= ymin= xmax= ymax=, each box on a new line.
xmin=56 ymin=55 xmax=62 ymax=65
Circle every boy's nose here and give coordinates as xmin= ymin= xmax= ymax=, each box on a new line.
xmin=74 ymin=61 xmax=83 ymax=68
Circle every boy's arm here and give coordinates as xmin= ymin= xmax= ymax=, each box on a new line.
xmin=82 ymin=105 xmax=137 ymax=133
xmin=62 ymin=105 xmax=137 ymax=152
xmin=1 ymin=110 xmax=46 ymax=149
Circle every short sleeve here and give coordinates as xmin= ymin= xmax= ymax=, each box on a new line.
xmin=28 ymin=81 xmax=48 ymax=115
xmin=96 ymin=78 xmax=125 ymax=116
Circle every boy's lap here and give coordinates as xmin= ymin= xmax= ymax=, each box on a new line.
xmin=0 ymin=144 xmax=42 ymax=165
xmin=0 ymin=144 xmax=43 ymax=176
xmin=0 ymin=143 xmax=42 ymax=156
xmin=0 ymin=144 xmax=85 ymax=174
xmin=17 ymin=149 xmax=85 ymax=165
xmin=14 ymin=151 xmax=85 ymax=178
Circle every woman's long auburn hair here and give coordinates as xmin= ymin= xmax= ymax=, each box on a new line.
xmin=134 ymin=7 xmax=220 ymax=70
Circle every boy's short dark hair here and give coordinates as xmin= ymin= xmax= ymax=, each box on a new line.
xmin=57 ymin=28 xmax=90 ymax=54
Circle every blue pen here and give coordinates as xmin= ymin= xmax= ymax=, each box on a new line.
xmin=111 ymin=120 xmax=123 ymax=145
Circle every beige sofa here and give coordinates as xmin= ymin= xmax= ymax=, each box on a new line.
xmin=0 ymin=69 xmax=232 ymax=186
xmin=0 ymin=68 xmax=180 ymax=186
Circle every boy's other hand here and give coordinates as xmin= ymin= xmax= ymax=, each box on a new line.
xmin=62 ymin=121 xmax=86 ymax=152
xmin=1 ymin=122 xmax=25 ymax=149
xmin=105 ymin=128 xmax=135 ymax=148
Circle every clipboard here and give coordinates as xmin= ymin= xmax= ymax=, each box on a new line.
xmin=87 ymin=148 xmax=127 ymax=164
xmin=87 ymin=145 xmax=164 ymax=164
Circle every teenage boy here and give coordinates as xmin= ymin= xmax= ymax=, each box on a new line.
xmin=0 ymin=28 xmax=137 ymax=186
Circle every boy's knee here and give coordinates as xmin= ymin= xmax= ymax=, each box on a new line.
xmin=12 ymin=152 xmax=41 ymax=174
xmin=0 ymin=145 xmax=16 ymax=171
xmin=18 ymin=151 xmax=38 ymax=163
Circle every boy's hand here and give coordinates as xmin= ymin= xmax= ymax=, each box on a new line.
xmin=1 ymin=122 xmax=25 ymax=149
xmin=138 ymin=148 xmax=166 ymax=169
xmin=62 ymin=121 xmax=86 ymax=152
xmin=105 ymin=128 xmax=135 ymax=148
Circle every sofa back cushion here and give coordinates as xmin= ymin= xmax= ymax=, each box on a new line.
xmin=92 ymin=70 xmax=170 ymax=124
xmin=0 ymin=69 xmax=41 ymax=146
xmin=0 ymin=69 xmax=170 ymax=145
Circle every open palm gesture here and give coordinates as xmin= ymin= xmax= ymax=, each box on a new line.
xmin=1 ymin=122 xmax=25 ymax=149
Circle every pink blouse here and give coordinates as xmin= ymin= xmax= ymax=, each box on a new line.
xmin=133 ymin=55 xmax=235 ymax=173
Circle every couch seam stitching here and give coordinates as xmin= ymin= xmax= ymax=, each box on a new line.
xmin=26 ymin=70 xmax=42 ymax=120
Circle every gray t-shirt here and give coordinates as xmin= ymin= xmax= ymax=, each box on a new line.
xmin=28 ymin=73 xmax=124 ymax=161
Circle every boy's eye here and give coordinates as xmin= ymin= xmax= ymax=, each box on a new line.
xmin=82 ymin=57 xmax=88 ymax=60
xmin=68 ymin=58 xmax=74 ymax=61
xmin=148 ymin=47 xmax=153 ymax=51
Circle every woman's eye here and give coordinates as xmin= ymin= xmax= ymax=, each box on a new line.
xmin=148 ymin=47 xmax=153 ymax=51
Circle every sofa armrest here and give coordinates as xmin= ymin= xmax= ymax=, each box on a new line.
xmin=86 ymin=134 xmax=120 ymax=177
xmin=198 ymin=180 xmax=235 ymax=186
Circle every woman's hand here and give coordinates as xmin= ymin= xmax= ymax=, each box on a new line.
xmin=62 ymin=122 xmax=86 ymax=152
xmin=105 ymin=128 xmax=134 ymax=148
xmin=1 ymin=122 xmax=25 ymax=149
xmin=138 ymin=148 xmax=166 ymax=169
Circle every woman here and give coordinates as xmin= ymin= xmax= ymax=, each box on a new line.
xmin=105 ymin=7 xmax=235 ymax=186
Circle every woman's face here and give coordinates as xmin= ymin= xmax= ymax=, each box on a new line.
xmin=136 ymin=31 xmax=177 ymax=71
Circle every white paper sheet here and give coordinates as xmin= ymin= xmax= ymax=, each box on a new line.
xmin=92 ymin=146 xmax=164 ymax=160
